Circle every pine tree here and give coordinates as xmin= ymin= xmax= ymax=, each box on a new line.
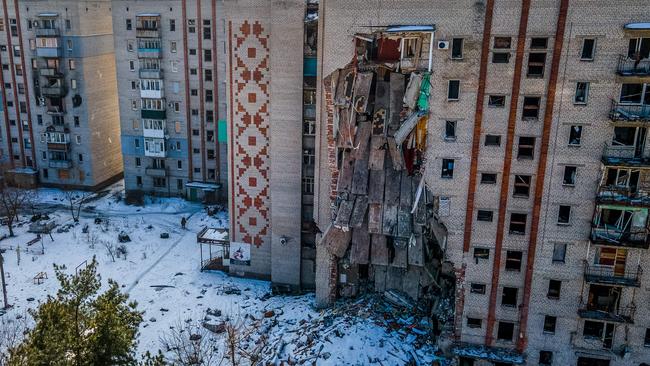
xmin=7 ymin=257 xmax=143 ymax=366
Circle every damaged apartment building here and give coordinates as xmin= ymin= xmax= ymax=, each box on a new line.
xmin=313 ymin=1 xmax=650 ymax=366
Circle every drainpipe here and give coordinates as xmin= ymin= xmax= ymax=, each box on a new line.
xmin=427 ymin=31 xmax=435 ymax=72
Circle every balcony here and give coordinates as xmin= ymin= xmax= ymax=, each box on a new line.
xmin=601 ymin=144 xmax=650 ymax=167
xmin=608 ymin=100 xmax=650 ymax=124
xmin=48 ymin=160 xmax=72 ymax=169
xmin=39 ymin=68 xmax=63 ymax=78
xmin=616 ymin=54 xmax=650 ymax=80
xmin=35 ymin=46 xmax=62 ymax=58
xmin=46 ymin=105 xmax=65 ymax=115
xmin=591 ymin=224 xmax=649 ymax=249
xmin=139 ymin=69 xmax=163 ymax=79
xmin=145 ymin=167 xmax=167 ymax=177
xmin=143 ymin=127 xmax=166 ymax=139
xmin=140 ymin=89 xmax=164 ymax=99
xmin=136 ymin=29 xmax=160 ymax=38
xmin=41 ymin=86 xmax=67 ymax=97
xmin=578 ymin=303 xmax=635 ymax=324
xmin=138 ymin=48 xmax=161 ymax=59
xmin=141 ymin=109 xmax=166 ymax=120
xmin=596 ymin=185 xmax=650 ymax=208
xmin=583 ymin=263 xmax=642 ymax=287
xmin=35 ymin=28 xmax=60 ymax=37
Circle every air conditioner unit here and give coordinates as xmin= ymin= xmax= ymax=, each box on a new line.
xmin=437 ymin=41 xmax=450 ymax=50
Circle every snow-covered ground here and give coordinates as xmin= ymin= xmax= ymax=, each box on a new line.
xmin=0 ymin=182 xmax=439 ymax=365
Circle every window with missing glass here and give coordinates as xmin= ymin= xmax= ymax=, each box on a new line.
xmin=485 ymin=135 xmax=501 ymax=146
xmin=563 ymin=166 xmax=577 ymax=185
xmin=513 ymin=175 xmax=531 ymax=197
xmin=448 ymin=80 xmax=460 ymax=100
xmin=569 ymin=125 xmax=582 ymax=146
xmin=543 ymin=316 xmax=557 ymax=334
xmin=477 ymin=210 xmax=494 ymax=222
xmin=470 ymin=283 xmax=486 ymax=294
xmin=473 ymin=248 xmax=489 ymax=260
xmin=557 ymin=205 xmax=571 ymax=224
xmin=488 ymin=95 xmax=506 ymax=107
xmin=441 ymin=159 xmax=455 ymax=178
xmin=505 ymin=250 xmax=523 ymax=270
xmin=574 ymin=82 xmax=589 ymax=104
xmin=552 ymin=243 xmax=566 ymax=263
xmin=451 ymin=38 xmax=463 ymax=59
xmin=522 ymin=97 xmax=541 ymax=119
xmin=481 ymin=173 xmax=497 ymax=184
xmin=517 ymin=137 xmax=535 ymax=159
xmin=581 ymin=38 xmax=595 ymax=60
xmin=509 ymin=213 xmax=527 ymax=235
xmin=445 ymin=121 xmax=456 ymax=140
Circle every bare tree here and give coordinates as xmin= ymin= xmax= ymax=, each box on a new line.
xmin=0 ymin=252 xmax=8 ymax=309
xmin=0 ymin=312 xmax=27 ymax=363
xmin=0 ymin=186 xmax=34 ymax=237
xmin=62 ymin=188 xmax=91 ymax=222
xmin=102 ymin=240 xmax=116 ymax=262
xmin=159 ymin=319 xmax=222 ymax=366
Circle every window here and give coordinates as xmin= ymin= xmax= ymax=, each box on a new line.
xmin=303 ymin=148 xmax=315 ymax=165
xmin=206 ymin=89 xmax=213 ymax=103
xmin=470 ymin=283 xmax=486 ymax=294
xmin=517 ymin=137 xmax=535 ymax=159
xmin=75 ymin=135 xmax=81 ymax=144
xmin=527 ymin=53 xmax=546 ymax=77
xmin=552 ymin=243 xmax=566 ymax=263
xmin=205 ymin=69 xmax=213 ymax=82
xmin=619 ymin=83 xmax=645 ymax=104
xmin=569 ymin=125 xmax=582 ymax=146
xmin=543 ymin=316 xmax=557 ymax=334
xmin=488 ymin=95 xmax=506 ymax=107
xmin=574 ymin=82 xmax=589 ymax=104
xmin=613 ymin=126 xmax=638 ymax=146
xmin=563 ymin=166 xmax=576 ymax=185
xmin=481 ymin=173 xmax=497 ymax=184
xmin=71 ymin=79 xmax=77 ymax=90
xmin=627 ymin=37 xmax=650 ymax=59
xmin=444 ymin=121 xmax=456 ymax=140
xmin=302 ymin=177 xmax=314 ymax=194
xmin=171 ymin=41 xmax=177 ymax=53
xmin=494 ymin=36 xmax=512 ymax=49
xmin=177 ymin=179 xmax=183 ymax=190
xmin=191 ymin=89 xmax=198 ymax=96
xmin=513 ymin=175 xmax=531 ymax=197
xmin=448 ymin=80 xmax=460 ymax=100
xmin=203 ymin=26 xmax=211 ymax=40
xmin=68 ymin=59 xmax=75 ymax=70
xmin=66 ymin=19 xmax=71 ymax=30
xmin=189 ymin=49 xmax=197 ymax=56
xmin=170 ymin=19 xmax=176 ymax=32
xmin=192 ymin=129 xmax=200 ymax=136
xmin=441 ymin=159 xmax=454 ymax=178
xmin=153 ymin=177 xmax=166 ymax=188
xmin=135 ymin=139 xmax=140 ymax=148
xmin=581 ymin=38 xmax=595 ymax=60
xmin=583 ymin=320 xmax=605 ymax=339
xmin=136 ymin=176 xmax=143 ymax=186
xmin=135 ymin=157 xmax=141 ymax=167
xmin=522 ymin=97 xmax=540 ymax=119
xmin=303 ymin=120 xmax=316 ymax=136
xmin=129 ymin=60 xmax=135 ymax=71
xmin=645 ymin=328 xmax=650 ymax=347
xmin=126 ymin=19 xmax=132 ymax=30
xmin=497 ymin=322 xmax=514 ymax=342
xmin=127 ymin=40 xmax=134 ymax=52
xmin=531 ymin=37 xmax=548 ymax=49
xmin=467 ymin=318 xmax=482 ymax=328
xmin=557 ymin=205 xmax=571 ymax=224
xmin=190 ymin=68 xmax=197 ymax=75
xmin=501 ymin=287 xmax=517 ymax=307
xmin=451 ymin=38 xmax=463 ymax=59
xmin=492 ymin=52 xmax=510 ymax=63
xmin=477 ymin=210 xmax=494 ymax=222
xmin=473 ymin=248 xmax=489 ymax=261
xmin=509 ymin=214 xmax=527 ymax=235
xmin=547 ymin=280 xmax=561 ymax=299
xmin=485 ymin=135 xmax=501 ymax=146
xmin=506 ymin=250 xmax=523 ymax=270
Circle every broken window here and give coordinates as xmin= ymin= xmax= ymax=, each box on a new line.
xmin=473 ymin=248 xmax=489 ymax=261
xmin=441 ymin=159 xmax=455 ymax=179
xmin=497 ymin=321 xmax=515 ymax=342
xmin=509 ymin=214 xmax=527 ymax=235
xmin=552 ymin=243 xmax=566 ymax=263
xmin=506 ymin=250 xmax=523 ymax=271
xmin=488 ymin=95 xmax=506 ymax=107
xmin=494 ymin=37 xmax=512 ymax=49
xmin=492 ymin=52 xmax=510 ymax=63
xmin=547 ymin=280 xmax=562 ymax=299
xmin=485 ymin=135 xmax=501 ymax=146
xmin=513 ymin=175 xmax=531 ymax=197
xmin=645 ymin=328 xmax=650 ymax=346
xmin=612 ymin=126 xmax=637 ymax=146
xmin=581 ymin=38 xmax=596 ymax=60
xmin=628 ymin=37 xmax=650 ymax=59
xmin=539 ymin=351 xmax=553 ymax=366
xmin=563 ymin=166 xmax=577 ymax=185
xmin=543 ymin=316 xmax=557 ymax=334
xmin=501 ymin=287 xmax=518 ymax=307
xmin=619 ymin=83 xmax=644 ymax=104
xmin=451 ymin=38 xmax=463 ymax=59
xmin=517 ymin=136 xmax=535 ymax=159
xmin=574 ymin=82 xmax=589 ymax=104
xmin=522 ymin=97 xmax=540 ymax=119
xmin=467 ymin=318 xmax=482 ymax=328
xmin=569 ymin=125 xmax=582 ymax=146
xmin=531 ymin=37 xmax=548 ymax=49
xmin=402 ymin=37 xmax=420 ymax=59
xmin=557 ymin=205 xmax=571 ymax=224
xmin=527 ymin=53 xmax=546 ymax=77
xmin=477 ymin=210 xmax=493 ymax=222
xmin=583 ymin=320 xmax=614 ymax=349
xmin=448 ymin=80 xmax=460 ymax=100
xmin=470 ymin=283 xmax=486 ymax=294
xmin=481 ymin=173 xmax=497 ymax=184
xmin=445 ymin=121 xmax=456 ymax=140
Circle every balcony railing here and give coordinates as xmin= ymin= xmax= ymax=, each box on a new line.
xmin=39 ymin=68 xmax=63 ymax=78
xmin=41 ymin=86 xmax=67 ymax=97
xmin=138 ymin=48 xmax=161 ymax=59
xmin=35 ymin=47 xmax=62 ymax=58
xmin=48 ymin=160 xmax=72 ymax=169
xmin=591 ymin=223 xmax=649 ymax=249
xmin=141 ymin=109 xmax=166 ymax=120
xmin=601 ymin=143 xmax=650 ymax=167
xmin=145 ymin=167 xmax=167 ymax=177
xmin=139 ymin=69 xmax=163 ymax=79
xmin=608 ymin=100 xmax=650 ymax=123
xmin=584 ymin=262 xmax=642 ymax=287
xmin=617 ymin=54 xmax=650 ymax=77
xmin=35 ymin=28 xmax=60 ymax=37
xmin=46 ymin=106 xmax=65 ymax=115
xmin=596 ymin=185 xmax=650 ymax=207
xmin=136 ymin=29 xmax=160 ymax=38
xmin=578 ymin=302 xmax=635 ymax=324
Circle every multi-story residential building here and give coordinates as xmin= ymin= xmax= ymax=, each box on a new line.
xmin=312 ymin=1 xmax=650 ymax=365
xmin=0 ymin=0 xmax=122 ymax=189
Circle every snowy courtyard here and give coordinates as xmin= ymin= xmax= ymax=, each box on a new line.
xmin=0 ymin=182 xmax=439 ymax=365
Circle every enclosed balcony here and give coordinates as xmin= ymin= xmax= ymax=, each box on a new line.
xmin=39 ymin=68 xmax=63 ymax=78
xmin=145 ymin=167 xmax=167 ymax=177
xmin=138 ymin=48 xmax=161 ymax=59
xmin=35 ymin=28 xmax=60 ymax=37
xmin=141 ymin=109 xmax=166 ymax=120
xmin=143 ymin=137 xmax=166 ymax=158
xmin=136 ymin=15 xmax=160 ymax=38
xmin=45 ymin=132 xmax=70 ymax=151
xmin=578 ymin=284 xmax=635 ymax=324
xmin=139 ymin=68 xmax=163 ymax=79
xmin=35 ymin=46 xmax=62 ymax=58
xmin=49 ymin=160 xmax=72 ymax=169
xmin=584 ymin=262 xmax=642 ymax=287
xmin=142 ymin=119 xmax=166 ymax=139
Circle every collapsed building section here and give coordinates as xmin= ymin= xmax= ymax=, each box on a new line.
xmin=319 ymin=26 xmax=454 ymax=334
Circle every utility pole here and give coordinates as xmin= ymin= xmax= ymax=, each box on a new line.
xmin=0 ymin=251 xmax=8 ymax=309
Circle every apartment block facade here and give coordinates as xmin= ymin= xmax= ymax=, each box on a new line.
xmin=0 ymin=0 xmax=122 ymax=189
xmin=313 ymin=1 xmax=650 ymax=365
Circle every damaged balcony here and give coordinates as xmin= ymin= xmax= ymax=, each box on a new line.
xmin=136 ymin=15 xmax=161 ymax=38
xmin=609 ymin=100 xmax=650 ymax=124
xmin=616 ymin=54 xmax=650 ymax=79
xmin=583 ymin=262 xmax=642 ymax=287
xmin=590 ymin=205 xmax=650 ymax=248
xmin=41 ymin=84 xmax=68 ymax=98
xmin=601 ymin=143 xmax=650 ymax=167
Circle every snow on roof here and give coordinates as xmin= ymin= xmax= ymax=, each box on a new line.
xmin=386 ymin=25 xmax=435 ymax=33
xmin=625 ymin=22 xmax=650 ymax=30
xmin=38 ymin=13 xmax=59 ymax=17
xmin=199 ymin=228 xmax=229 ymax=242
